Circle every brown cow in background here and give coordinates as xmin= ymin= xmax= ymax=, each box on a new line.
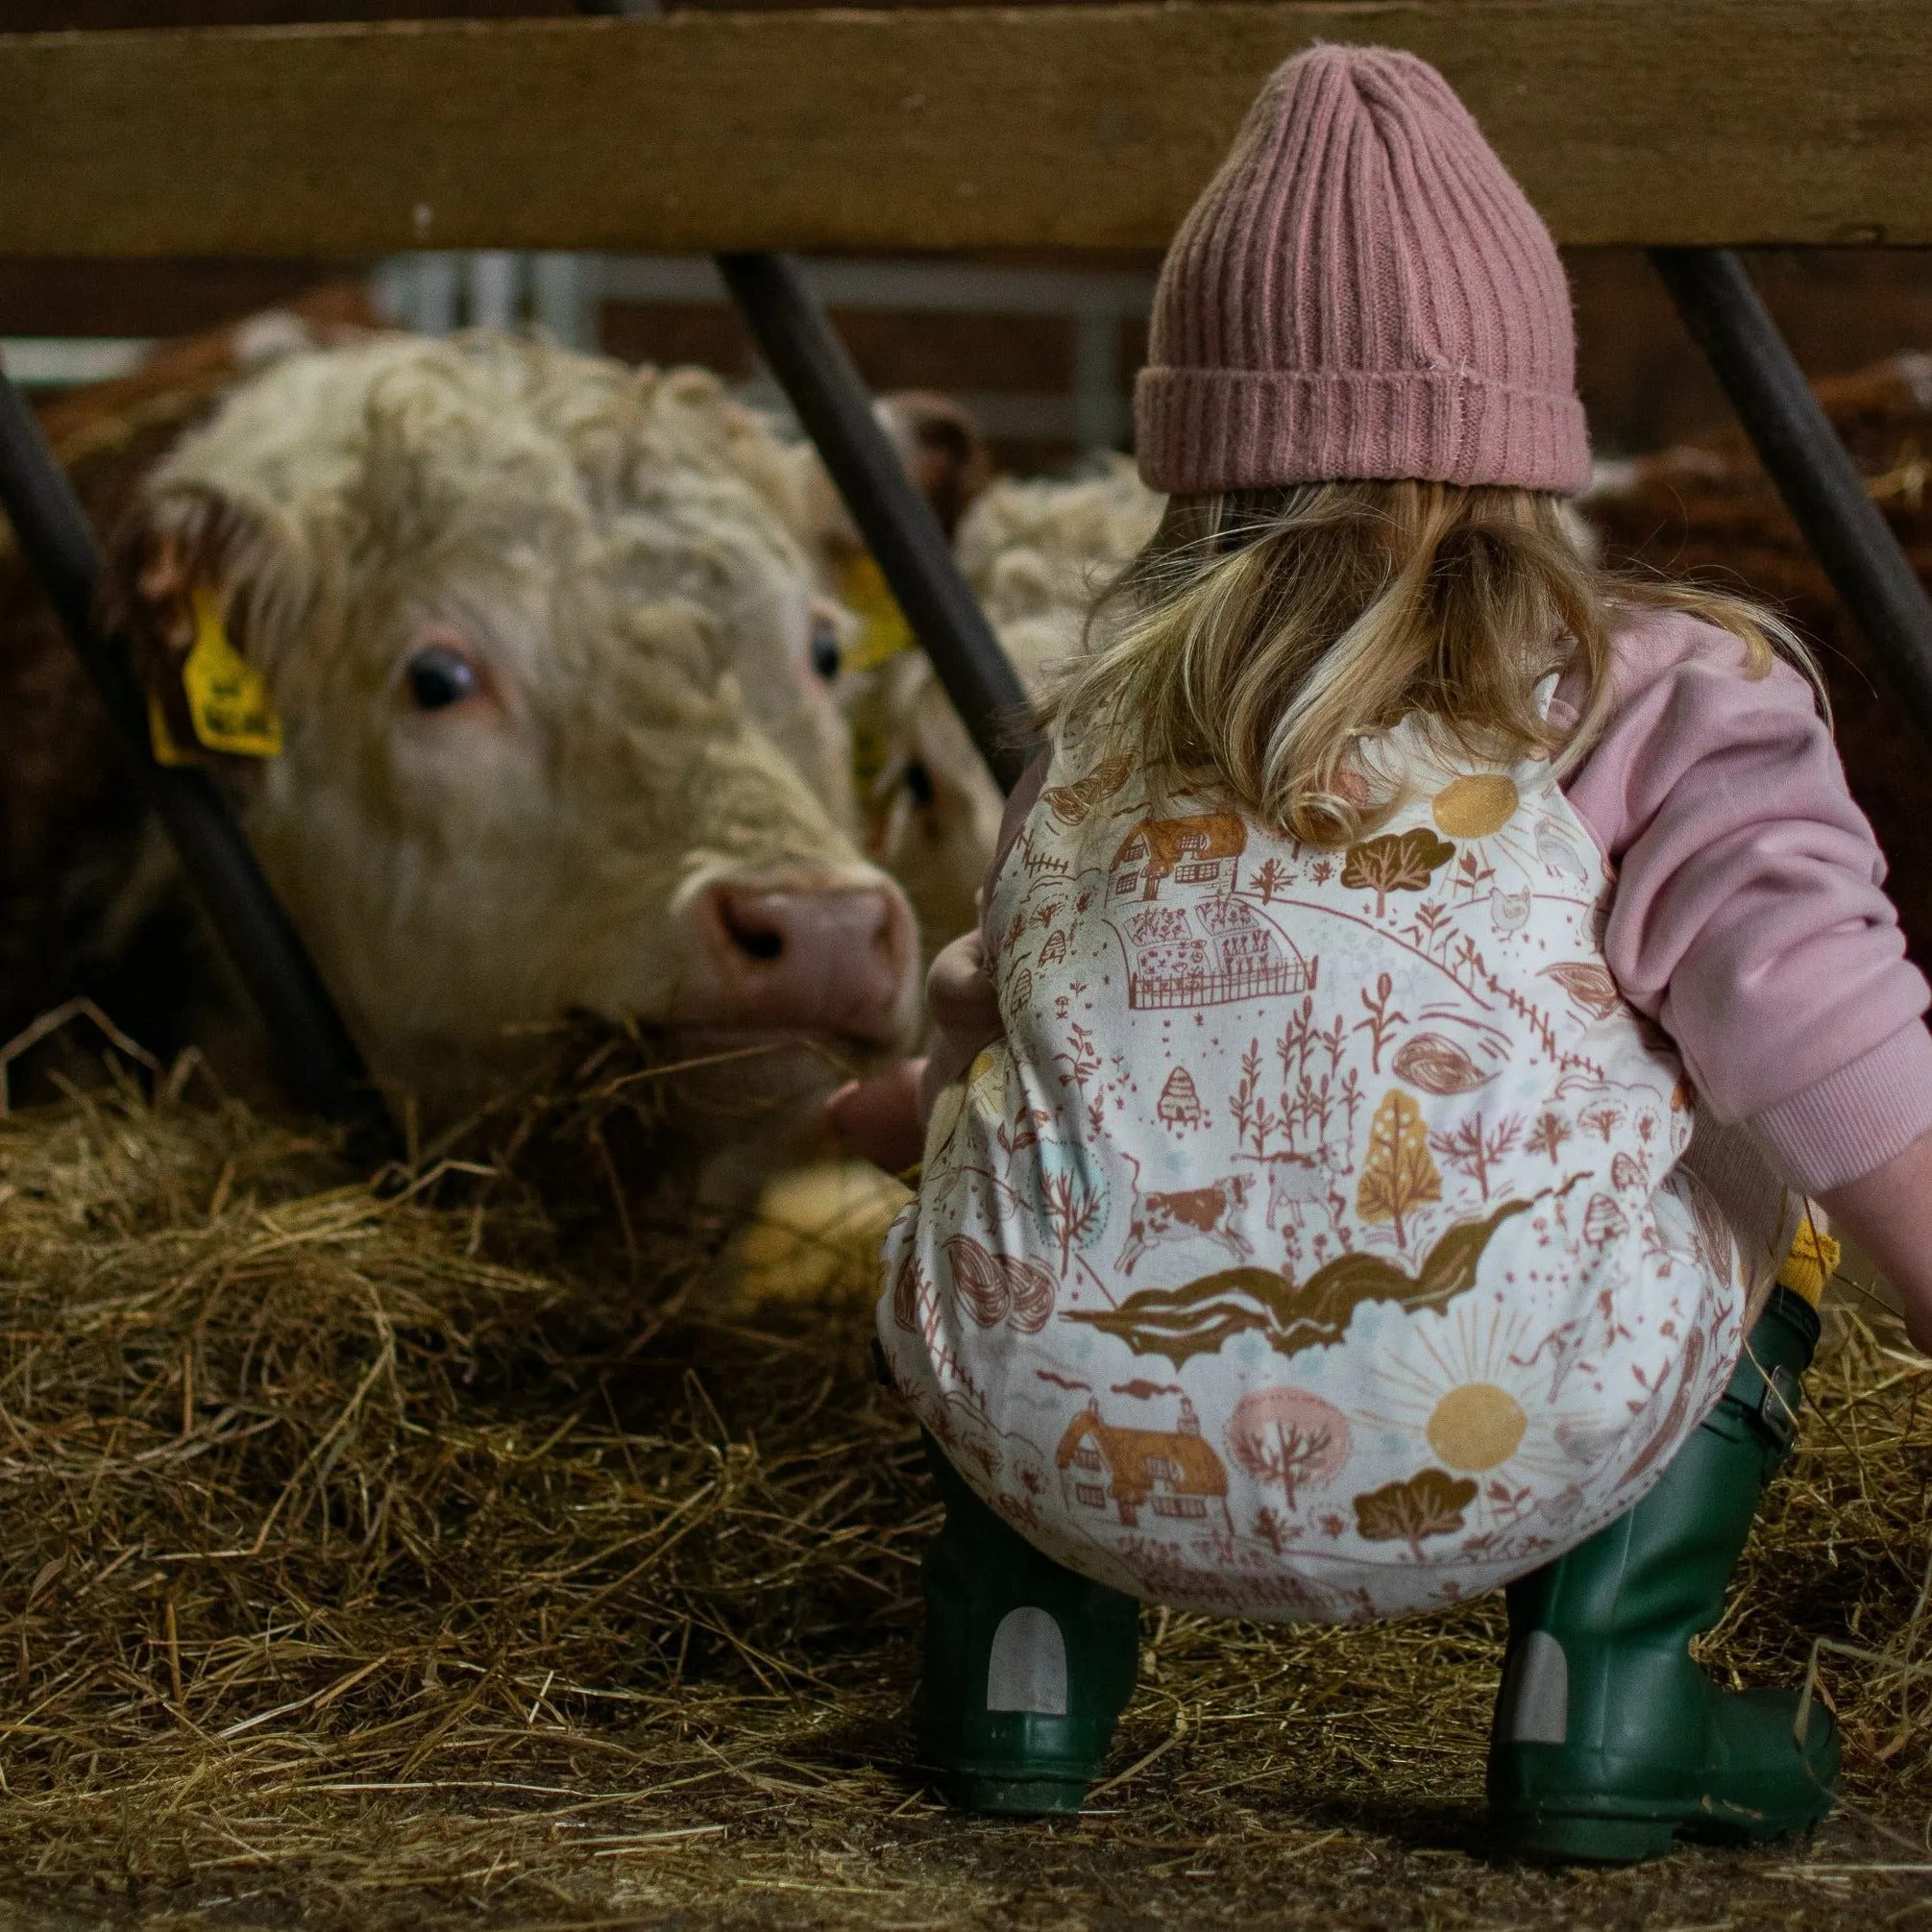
xmin=1580 ymin=353 xmax=1932 ymax=970
xmin=0 ymin=287 xmax=379 ymax=1066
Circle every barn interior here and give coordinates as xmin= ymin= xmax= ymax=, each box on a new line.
xmin=3 ymin=6 xmax=1932 ymax=1930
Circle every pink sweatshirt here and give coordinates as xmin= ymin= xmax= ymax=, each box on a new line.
xmin=918 ymin=608 xmax=1932 ymax=1197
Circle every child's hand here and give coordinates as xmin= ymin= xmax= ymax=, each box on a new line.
xmin=920 ymin=930 xmax=1006 ymax=1092
xmin=1818 ymin=1127 xmax=1932 ymax=1352
xmin=826 ymin=932 xmax=1006 ymax=1177
xmin=827 ymin=1060 xmax=928 ymax=1175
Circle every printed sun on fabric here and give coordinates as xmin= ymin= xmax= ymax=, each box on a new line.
xmin=880 ymin=718 xmax=1770 ymax=1622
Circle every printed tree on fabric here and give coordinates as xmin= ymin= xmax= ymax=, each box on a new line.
xmin=1251 ymin=856 xmax=1290 ymax=903
xmin=1341 ymin=829 xmax=1455 ymax=917
xmin=1525 ymin=1110 xmax=1571 ymax=1162
xmin=1030 ymin=1142 xmax=1112 ymax=1273
xmin=1039 ymin=1167 xmax=1107 ymax=1272
xmin=1227 ymin=1387 xmax=1350 ymax=1508
xmin=1430 ymin=1111 xmax=1524 ymax=1201
xmin=1355 ymin=1089 xmax=1442 ymax=1248
xmin=1353 ymin=1467 xmax=1479 ymax=1559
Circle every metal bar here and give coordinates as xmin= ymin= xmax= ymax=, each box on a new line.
xmin=1072 ymin=308 xmax=1124 ymax=453
xmin=1650 ymin=247 xmax=1932 ymax=749
xmin=1 ymin=338 xmax=152 ymax=388
xmin=716 ymin=252 xmax=1039 ymax=794
xmin=466 ymin=251 xmax=521 ymax=332
xmin=0 ymin=364 xmax=381 ymax=1127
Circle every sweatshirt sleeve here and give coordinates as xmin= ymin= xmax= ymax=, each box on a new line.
xmin=1559 ymin=610 xmax=1932 ymax=1193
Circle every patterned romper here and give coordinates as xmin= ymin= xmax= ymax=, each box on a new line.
xmin=878 ymin=718 xmax=1809 ymax=1623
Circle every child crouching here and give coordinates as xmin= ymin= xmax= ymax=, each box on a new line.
xmin=851 ymin=44 xmax=1932 ymax=1863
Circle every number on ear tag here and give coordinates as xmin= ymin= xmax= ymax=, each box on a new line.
xmin=180 ymin=584 xmax=281 ymax=758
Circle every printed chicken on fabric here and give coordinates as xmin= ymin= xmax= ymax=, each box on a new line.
xmin=878 ymin=723 xmax=1758 ymax=1622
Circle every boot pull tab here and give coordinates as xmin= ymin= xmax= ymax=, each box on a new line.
xmin=1733 ymin=1283 xmax=1820 ymax=1455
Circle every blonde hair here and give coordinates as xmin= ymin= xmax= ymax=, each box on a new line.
xmin=1047 ymin=480 xmax=1820 ymax=845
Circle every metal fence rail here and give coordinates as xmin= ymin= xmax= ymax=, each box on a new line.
xmin=719 ymin=252 xmax=1040 ymax=794
xmin=1652 ymin=248 xmax=1932 ymax=750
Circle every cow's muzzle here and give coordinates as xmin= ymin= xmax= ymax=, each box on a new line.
xmin=697 ymin=876 xmax=918 ymax=1048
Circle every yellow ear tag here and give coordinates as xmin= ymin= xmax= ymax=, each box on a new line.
xmin=180 ymin=585 xmax=282 ymax=759
xmin=837 ymin=552 xmax=916 ymax=672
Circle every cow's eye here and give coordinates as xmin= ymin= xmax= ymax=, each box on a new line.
xmin=809 ymin=614 xmax=842 ymax=682
xmin=904 ymin=759 xmax=935 ymax=807
xmin=405 ymin=644 xmax=480 ymax=712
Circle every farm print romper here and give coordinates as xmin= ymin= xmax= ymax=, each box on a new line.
xmin=855 ymin=40 xmax=1932 ymax=1851
xmin=878 ymin=716 xmax=1796 ymax=1623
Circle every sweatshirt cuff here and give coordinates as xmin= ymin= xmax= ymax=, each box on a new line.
xmin=1748 ymin=1020 xmax=1932 ymax=1193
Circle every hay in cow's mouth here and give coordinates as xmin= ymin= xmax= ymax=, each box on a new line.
xmin=0 ymin=1048 xmax=1929 ymax=1932
xmin=394 ymin=1016 xmax=870 ymax=1274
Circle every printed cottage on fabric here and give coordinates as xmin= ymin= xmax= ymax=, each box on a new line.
xmin=880 ymin=726 xmax=1766 ymax=1623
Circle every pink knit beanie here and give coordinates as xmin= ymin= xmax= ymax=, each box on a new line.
xmin=1135 ymin=44 xmax=1590 ymax=497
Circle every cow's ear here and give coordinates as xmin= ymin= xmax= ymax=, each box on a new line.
xmin=104 ymin=481 xmax=299 ymax=777
xmin=876 ymin=392 xmax=993 ymax=541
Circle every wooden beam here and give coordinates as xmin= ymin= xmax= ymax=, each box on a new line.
xmin=0 ymin=4 xmax=1927 ymax=257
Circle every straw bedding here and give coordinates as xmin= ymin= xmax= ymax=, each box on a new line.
xmin=2 ymin=1044 xmax=1930 ymax=1930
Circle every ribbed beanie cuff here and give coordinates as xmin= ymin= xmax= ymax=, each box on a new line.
xmin=1135 ymin=367 xmax=1590 ymax=495
xmin=1137 ymin=46 xmax=1591 ymax=498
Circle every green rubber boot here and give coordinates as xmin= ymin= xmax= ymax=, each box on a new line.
xmin=913 ymin=1435 xmax=1140 ymax=1814
xmin=1488 ymin=1285 xmax=1840 ymax=1864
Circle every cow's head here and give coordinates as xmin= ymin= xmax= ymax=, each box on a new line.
xmin=109 ymin=333 xmax=919 ymax=1116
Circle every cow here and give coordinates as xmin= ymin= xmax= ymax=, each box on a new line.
xmin=794 ymin=388 xmax=993 ymax=573
xmin=7 ymin=324 xmax=921 ymax=1202
xmin=1261 ymin=1142 xmax=1347 ymax=1235
xmin=1116 ymin=1165 xmax=1256 ymax=1276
